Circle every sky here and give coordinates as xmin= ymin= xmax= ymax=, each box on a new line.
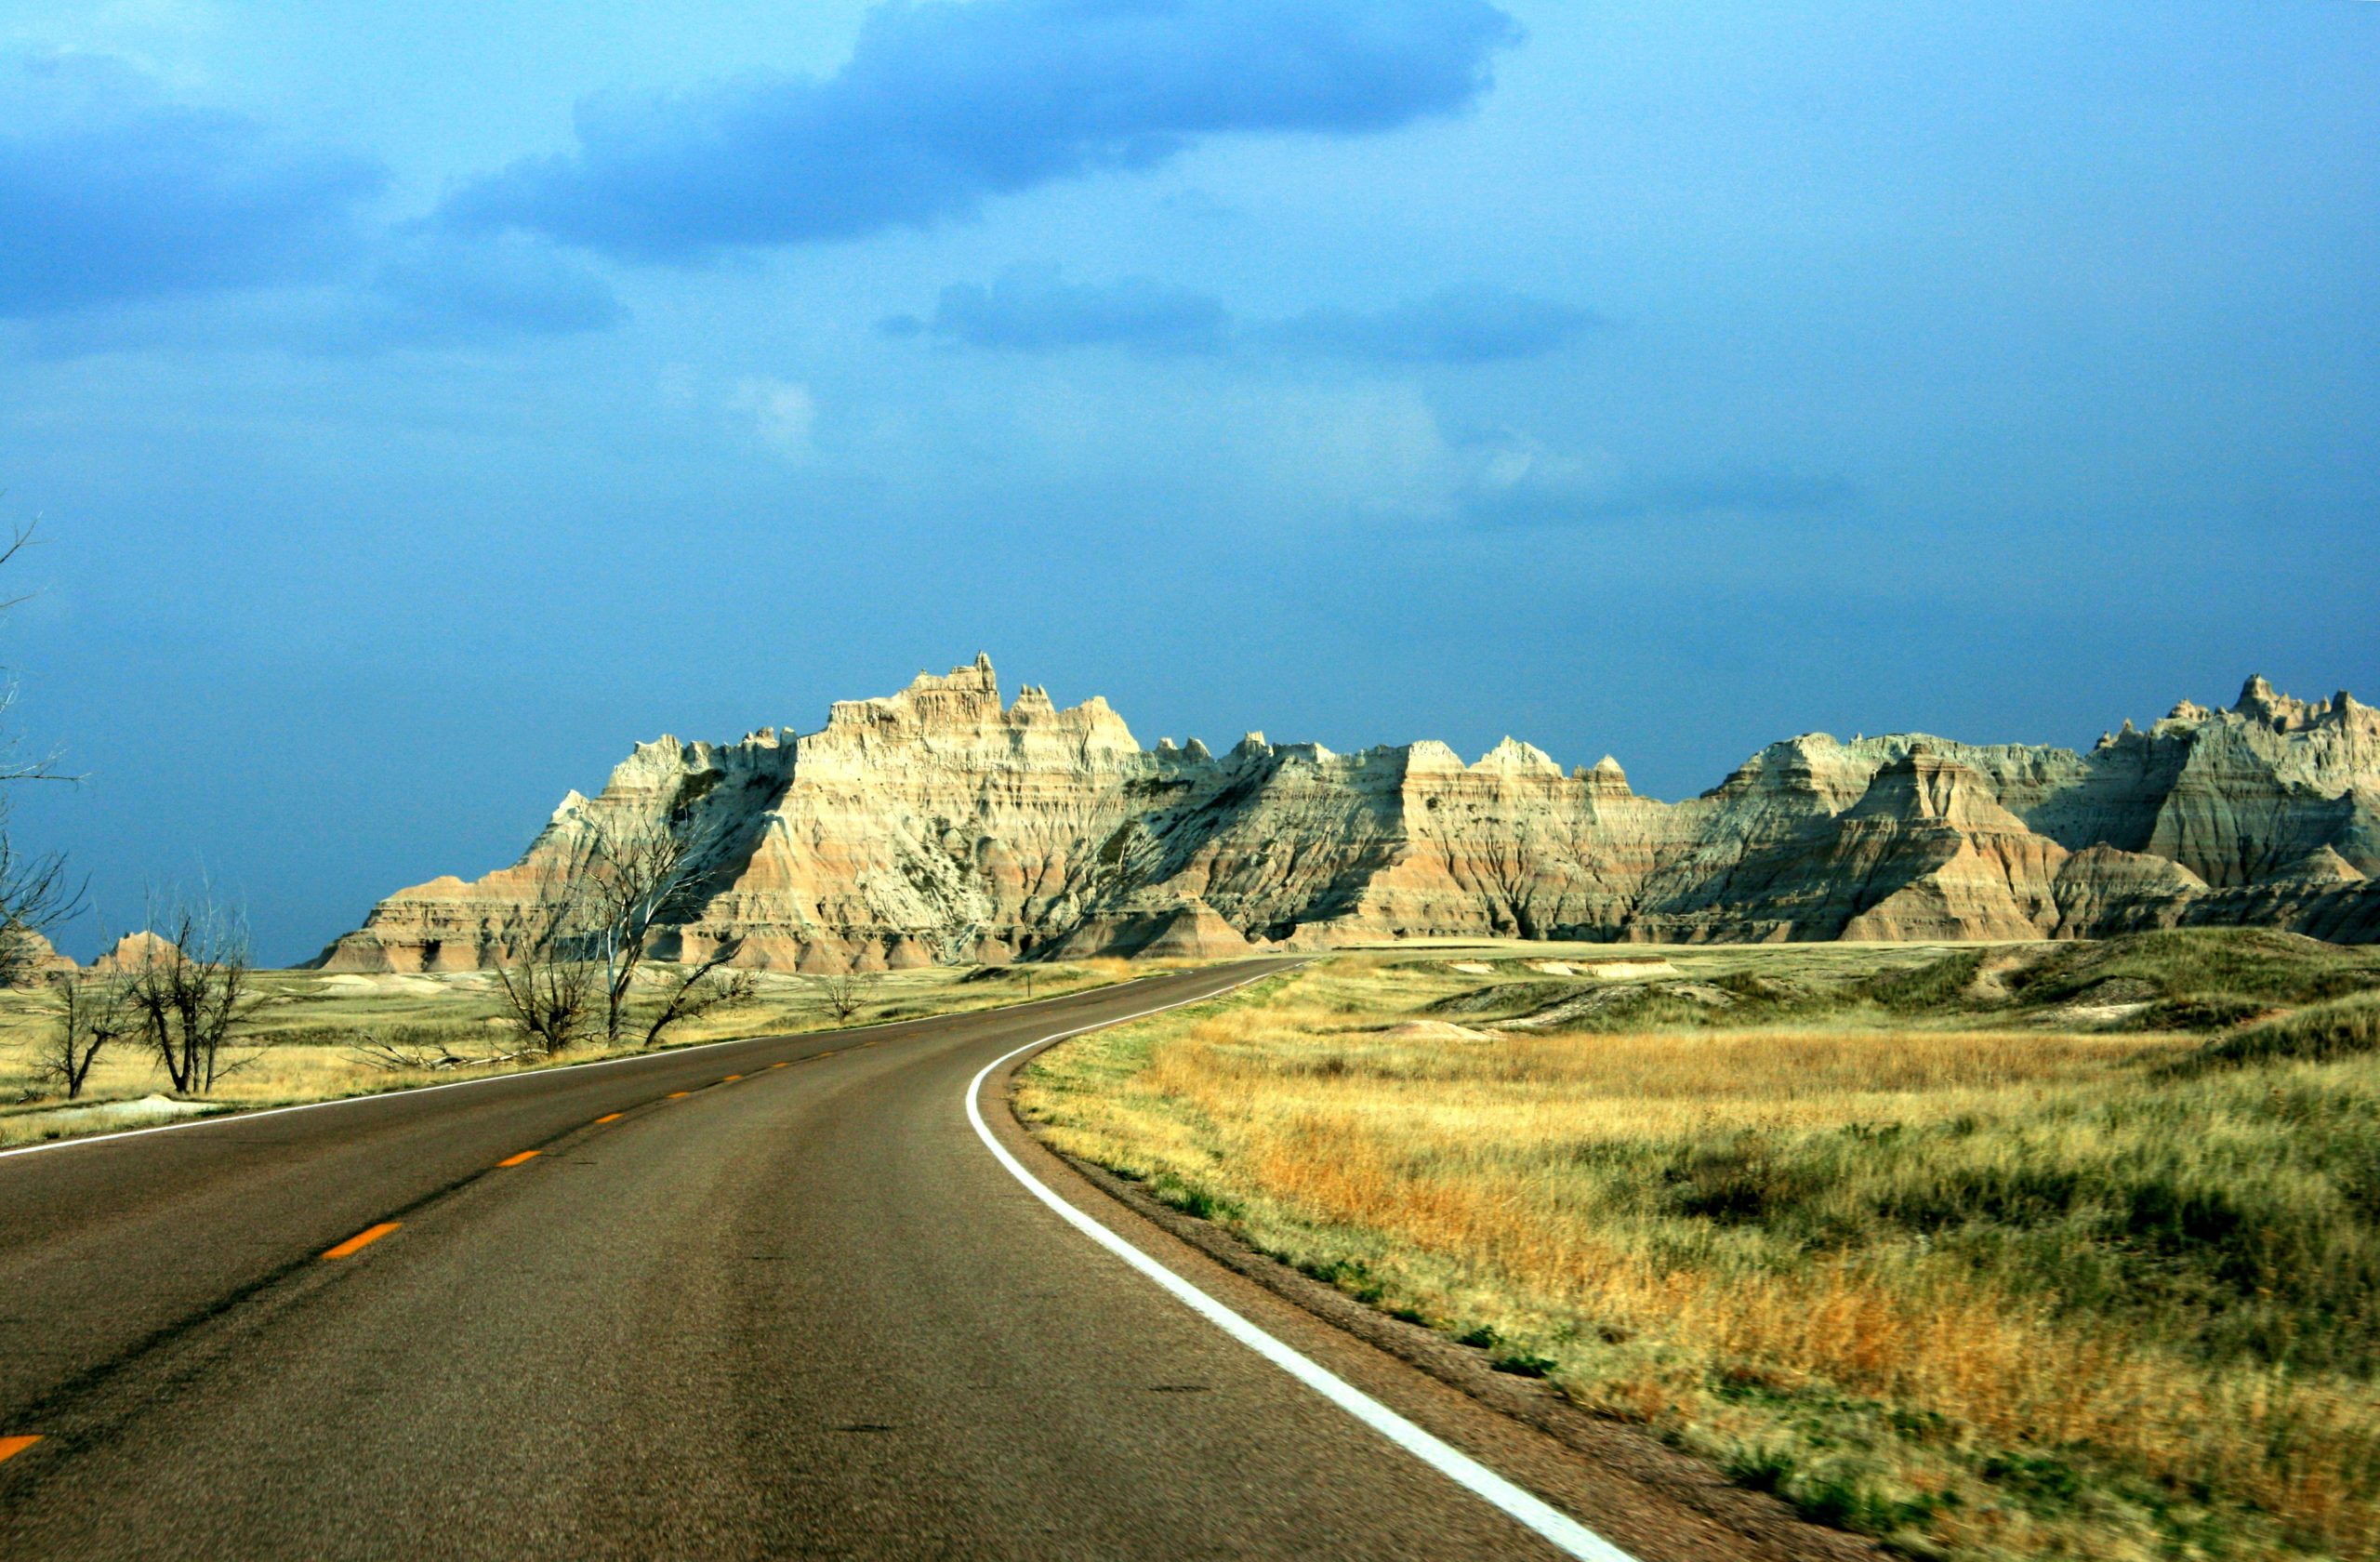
xmin=1 ymin=0 xmax=2374 ymax=964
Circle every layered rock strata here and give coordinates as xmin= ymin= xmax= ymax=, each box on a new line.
xmin=322 ymin=660 xmax=2380 ymax=969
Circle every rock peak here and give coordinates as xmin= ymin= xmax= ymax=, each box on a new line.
xmin=1574 ymin=754 xmax=1633 ymax=798
xmin=1474 ymin=736 xmax=1563 ymax=777
xmin=2230 ymin=674 xmax=2367 ymax=735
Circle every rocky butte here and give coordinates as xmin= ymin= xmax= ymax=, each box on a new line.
xmin=320 ymin=658 xmax=2380 ymax=972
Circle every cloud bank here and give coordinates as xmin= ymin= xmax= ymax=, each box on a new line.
xmin=0 ymin=51 xmax=622 ymax=349
xmin=442 ymin=0 xmax=1520 ymax=259
xmin=0 ymin=51 xmax=384 ymax=316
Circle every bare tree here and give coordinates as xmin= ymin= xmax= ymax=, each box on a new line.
xmin=577 ymin=810 xmax=715 ymax=1048
xmin=0 ymin=522 xmax=82 ymax=984
xmin=486 ymin=802 xmax=740 ymax=1054
xmin=33 ymin=966 xmax=131 ymax=1100
xmin=487 ymin=892 xmax=602 ymax=1056
xmin=0 ymin=822 xmax=78 ymax=987
xmin=814 ymin=971 xmax=869 ymax=1026
xmin=123 ymin=897 xmax=275 ymax=1094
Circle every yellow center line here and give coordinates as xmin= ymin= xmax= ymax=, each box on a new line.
xmin=721 ymin=1074 xmax=743 ymax=1082
xmin=593 ymin=1112 xmax=623 ymax=1124
xmin=815 ymin=1050 xmax=838 ymax=1059
xmin=0 ymin=1435 xmax=42 ymax=1465
xmin=496 ymin=1150 xmax=540 ymax=1167
xmin=770 ymin=1062 xmax=788 ymax=1069
xmin=322 ymin=1222 xmax=401 ymax=1260
xmin=667 ymin=1091 xmax=691 ymax=1099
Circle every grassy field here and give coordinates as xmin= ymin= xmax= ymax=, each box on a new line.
xmin=1017 ymin=932 xmax=2380 ymax=1561
xmin=0 ymin=957 xmax=1143 ymax=1148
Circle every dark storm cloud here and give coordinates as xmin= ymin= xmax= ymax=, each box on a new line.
xmin=440 ymin=0 xmax=1521 ymax=260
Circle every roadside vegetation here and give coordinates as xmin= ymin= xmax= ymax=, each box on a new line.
xmin=1017 ymin=932 xmax=2380 ymax=1561
xmin=1 ymin=954 xmax=1144 ymax=1148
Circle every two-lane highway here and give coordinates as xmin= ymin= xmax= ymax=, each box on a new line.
xmin=0 ymin=961 xmax=1785 ymax=1559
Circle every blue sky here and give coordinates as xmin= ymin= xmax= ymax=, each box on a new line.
xmin=2 ymin=0 xmax=2374 ymax=963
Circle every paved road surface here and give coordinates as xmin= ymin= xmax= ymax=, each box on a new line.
xmin=0 ymin=962 xmax=1741 ymax=1559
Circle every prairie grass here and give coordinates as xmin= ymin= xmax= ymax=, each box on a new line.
xmin=1019 ymin=945 xmax=2380 ymax=1560
xmin=0 ymin=957 xmax=1147 ymax=1145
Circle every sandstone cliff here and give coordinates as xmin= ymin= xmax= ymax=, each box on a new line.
xmin=320 ymin=660 xmax=2380 ymax=969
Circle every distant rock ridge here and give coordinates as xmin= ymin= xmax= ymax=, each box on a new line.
xmin=319 ymin=664 xmax=2380 ymax=971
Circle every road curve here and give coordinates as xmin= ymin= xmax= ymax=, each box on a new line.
xmin=0 ymin=961 xmax=1783 ymax=1559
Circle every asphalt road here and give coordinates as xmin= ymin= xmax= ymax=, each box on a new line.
xmin=0 ymin=961 xmax=1780 ymax=1560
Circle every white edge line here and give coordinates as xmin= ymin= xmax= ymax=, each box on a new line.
xmin=965 ymin=968 xmax=1637 ymax=1562
xmin=0 ymin=966 xmax=1201 ymax=1163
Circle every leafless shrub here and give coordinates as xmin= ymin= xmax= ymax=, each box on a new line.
xmin=814 ymin=971 xmax=869 ymax=1025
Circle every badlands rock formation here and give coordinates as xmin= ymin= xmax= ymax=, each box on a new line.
xmin=2 ymin=928 xmax=76 ymax=986
xmin=322 ymin=659 xmax=2380 ymax=971
xmin=92 ymin=931 xmax=178 ymax=973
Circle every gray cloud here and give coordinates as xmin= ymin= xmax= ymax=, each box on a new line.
xmin=888 ymin=268 xmax=1589 ymax=365
xmin=0 ymin=50 xmax=385 ymax=317
xmin=0 ymin=53 xmax=621 ymax=351
xmin=884 ymin=264 xmax=1231 ymax=355
xmin=340 ymin=231 xmax=627 ymax=350
xmin=1265 ymin=285 xmax=1597 ymax=364
xmin=440 ymin=0 xmax=1520 ymax=261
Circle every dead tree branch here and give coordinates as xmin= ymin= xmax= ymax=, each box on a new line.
xmin=639 ymin=941 xmax=757 ymax=1050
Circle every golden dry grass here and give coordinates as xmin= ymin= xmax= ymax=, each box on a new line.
xmin=1019 ymin=952 xmax=2380 ymax=1560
